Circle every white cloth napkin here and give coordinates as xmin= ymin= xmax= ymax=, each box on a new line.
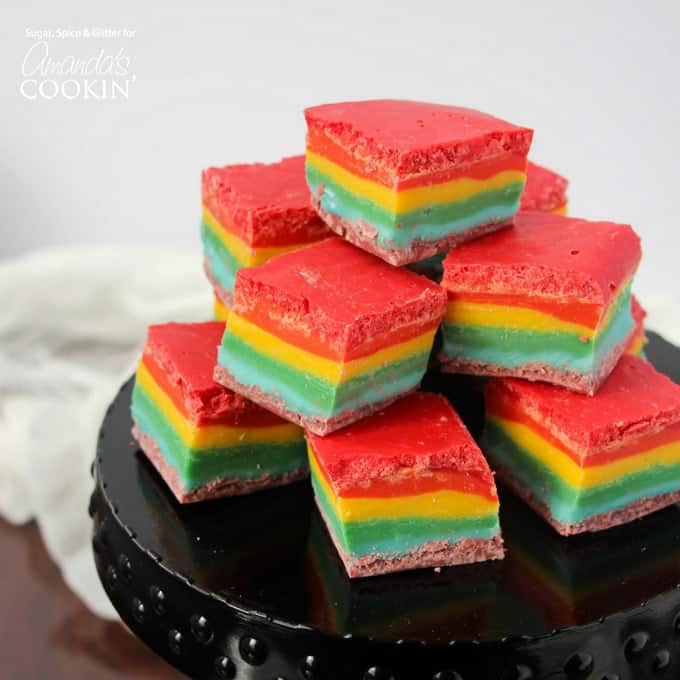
xmin=0 ymin=246 xmax=677 ymax=621
xmin=0 ymin=247 xmax=209 ymax=620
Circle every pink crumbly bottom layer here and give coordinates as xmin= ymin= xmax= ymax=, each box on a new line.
xmin=317 ymin=506 xmax=504 ymax=578
xmin=132 ymin=427 xmax=307 ymax=504
xmin=312 ymin=196 xmax=513 ymax=267
xmin=440 ymin=332 xmax=634 ymax=396
xmin=203 ymin=257 xmax=234 ymax=309
xmin=213 ymin=365 xmax=417 ymax=437
xmin=493 ymin=459 xmax=680 ymax=536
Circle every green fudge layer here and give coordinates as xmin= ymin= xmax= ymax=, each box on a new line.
xmin=483 ymin=418 xmax=680 ymax=526
xmin=132 ymin=382 xmax=307 ymax=491
xmin=218 ymin=331 xmax=431 ymax=419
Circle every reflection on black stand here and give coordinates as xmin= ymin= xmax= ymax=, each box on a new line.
xmin=501 ymin=488 xmax=680 ymax=630
xmin=304 ymin=511 xmax=501 ymax=642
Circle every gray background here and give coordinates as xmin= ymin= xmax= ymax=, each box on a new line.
xmin=2 ymin=1 xmax=679 ymax=301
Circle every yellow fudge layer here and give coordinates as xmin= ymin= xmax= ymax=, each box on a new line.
xmin=213 ymin=295 xmax=229 ymax=321
xmin=445 ymin=301 xmax=595 ymax=337
xmin=489 ymin=415 xmax=680 ymax=490
xmin=444 ymin=276 xmax=632 ymax=339
xmin=308 ymin=446 xmax=498 ymax=522
xmin=136 ymin=362 xmax=302 ymax=449
xmin=626 ymin=332 xmax=647 ymax=356
xmin=227 ymin=312 xmax=437 ymax=385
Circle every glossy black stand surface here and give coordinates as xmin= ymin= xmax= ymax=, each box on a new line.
xmin=92 ymin=333 xmax=680 ymax=679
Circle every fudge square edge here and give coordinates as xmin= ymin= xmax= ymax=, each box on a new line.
xmin=201 ymin=155 xmax=329 ymax=308
xmin=439 ymin=211 xmax=642 ymax=395
xmin=304 ymin=100 xmax=533 ymax=266
xmin=627 ymin=295 xmax=648 ymax=357
xmin=482 ymin=354 xmax=680 ymax=535
xmin=214 ymin=237 xmax=448 ymax=436
xmin=307 ymin=391 xmax=504 ymax=578
xmin=131 ymin=321 xmax=308 ymax=503
xmin=520 ymin=160 xmax=569 ymax=214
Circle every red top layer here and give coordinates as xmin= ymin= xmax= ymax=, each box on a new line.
xmin=201 ymin=155 xmax=328 ymax=247
xmin=144 ymin=322 xmax=286 ymax=426
xmin=487 ymin=355 xmax=680 ymax=453
xmin=304 ymin=100 xmax=533 ymax=180
xmin=234 ymin=237 xmax=447 ymax=352
xmin=307 ymin=392 xmax=494 ymax=492
xmin=520 ymin=161 xmax=568 ymax=212
xmin=442 ymin=211 xmax=641 ymax=306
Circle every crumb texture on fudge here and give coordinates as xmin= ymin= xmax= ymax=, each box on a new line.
xmin=307 ymin=392 xmax=503 ymax=576
xmin=305 ymin=100 xmax=532 ymax=179
xmin=216 ymin=239 xmax=446 ymax=434
xmin=482 ymin=356 xmax=680 ymax=533
xmin=131 ymin=322 xmax=307 ymax=501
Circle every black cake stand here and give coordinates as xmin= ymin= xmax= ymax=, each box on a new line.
xmin=91 ymin=333 xmax=680 ymax=680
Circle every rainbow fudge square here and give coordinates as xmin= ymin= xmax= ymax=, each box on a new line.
xmin=440 ymin=211 xmax=642 ymax=395
xmin=483 ymin=355 xmax=680 ymax=535
xmin=307 ymin=392 xmax=503 ymax=578
xmin=201 ymin=155 xmax=329 ymax=308
xmin=131 ymin=322 xmax=308 ymax=503
xmin=214 ymin=237 xmax=447 ymax=436
xmin=304 ymin=100 xmax=533 ymax=266
xmin=520 ymin=161 xmax=569 ymax=215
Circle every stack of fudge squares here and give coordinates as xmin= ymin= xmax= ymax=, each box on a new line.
xmin=132 ymin=100 xmax=680 ymax=579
